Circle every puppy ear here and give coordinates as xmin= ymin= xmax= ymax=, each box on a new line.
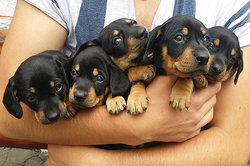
xmin=3 ymin=77 xmax=23 ymax=119
xmin=109 ymin=63 xmax=131 ymax=97
xmin=55 ymin=59 xmax=70 ymax=89
xmin=143 ymin=25 xmax=162 ymax=61
xmin=234 ymin=49 xmax=244 ymax=84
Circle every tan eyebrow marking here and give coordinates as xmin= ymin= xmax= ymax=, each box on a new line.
xmin=50 ymin=81 xmax=55 ymax=88
xmin=200 ymin=27 xmax=206 ymax=35
xmin=231 ymin=49 xmax=236 ymax=56
xmin=113 ymin=30 xmax=119 ymax=36
xmin=75 ymin=64 xmax=80 ymax=71
xmin=214 ymin=39 xmax=220 ymax=46
xmin=156 ymin=30 xmax=162 ymax=38
xmin=93 ymin=68 xmax=99 ymax=76
xmin=125 ymin=19 xmax=132 ymax=23
xmin=182 ymin=27 xmax=188 ymax=35
xmin=30 ymin=87 xmax=36 ymax=93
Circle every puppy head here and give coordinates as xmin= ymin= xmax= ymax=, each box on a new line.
xmin=3 ymin=51 xmax=69 ymax=124
xmin=206 ymin=26 xmax=243 ymax=84
xmin=97 ymin=18 xmax=149 ymax=70
xmin=144 ymin=15 xmax=212 ymax=77
xmin=69 ymin=44 xmax=130 ymax=109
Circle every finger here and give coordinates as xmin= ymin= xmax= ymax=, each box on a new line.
xmin=196 ymin=107 xmax=214 ymax=129
xmin=190 ymin=82 xmax=221 ymax=110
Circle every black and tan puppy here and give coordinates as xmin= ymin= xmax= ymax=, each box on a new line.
xmin=193 ymin=26 xmax=243 ymax=89
xmin=144 ymin=15 xmax=212 ymax=111
xmin=3 ymin=51 xmax=71 ymax=124
xmin=92 ymin=18 xmax=156 ymax=115
xmin=68 ymin=42 xmax=130 ymax=113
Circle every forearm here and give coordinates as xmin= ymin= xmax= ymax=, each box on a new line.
xmin=105 ymin=127 xmax=248 ymax=166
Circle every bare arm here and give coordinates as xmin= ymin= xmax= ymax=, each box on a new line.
xmin=47 ymin=46 xmax=250 ymax=166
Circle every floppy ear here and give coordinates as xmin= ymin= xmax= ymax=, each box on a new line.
xmin=234 ymin=49 xmax=244 ymax=84
xmin=143 ymin=25 xmax=162 ymax=61
xmin=55 ymin=59 xmax=70 ymax=89
xmin=109 ymin=63 xmax=131 ymax=97
xmin=3 ymin=77 xmax=23 ymax=119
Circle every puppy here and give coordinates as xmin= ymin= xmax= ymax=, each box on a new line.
xmin=193 ymin=26 xmax=243 ymax=89
xmin=3 ymin=51 xmax=71 ymax=124
xmin=144 ymin=15 xmax=212 ymax=111
xmin=93 ymin=18 xmax=156 ymax=115
xmin=68 ymin=42 xmax=131 ymax=112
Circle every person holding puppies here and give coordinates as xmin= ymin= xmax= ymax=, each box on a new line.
xmin=0 ymin=0 xmax=249 ymax=165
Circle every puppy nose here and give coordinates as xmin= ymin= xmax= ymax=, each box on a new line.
xmin=211 ymin=63 xmax=223 ymax=74
xmin=137 ymin=27 xmax=147 ymax=39
xmin=74 ymin=91 xmax=87 ymax=102
xmin=46 ymin=110 xmax=60 ymax=122
xmin=195 ymin=52 xmax=209 ymax=65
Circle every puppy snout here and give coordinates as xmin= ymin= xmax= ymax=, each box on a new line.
xmin=74 ymin=91 xmax=87 ymax=102
xmin=194 ymin=52 xmax=209 ymax=65
xmin=45 ymin=110 xmax=60 ymax=122
xmin=211 ymin=63 xmax=223 ymax=74
xmin=137 ymin=27 xmax=148 ymax=39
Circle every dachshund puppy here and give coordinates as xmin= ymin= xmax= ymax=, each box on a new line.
xmin=68 ymin=42 xmax=131 ymax=113
xmin=93 ymin=18 xmax=156 ymax=115
xmin=193 ymin=26 xmax=243 ymax=89
xmin=3 ymin=51 xmax=71 ymax=124
xmin=144 ymin=15 xmax=212 ymax=111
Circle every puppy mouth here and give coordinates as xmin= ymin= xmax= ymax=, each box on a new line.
xmin=131 ymin=38 xmax=147 ymax=53
xmin=69 ymin=98 xmax=100 ymax=109
xmin=174 ymin=61 xmax=209 ymax=76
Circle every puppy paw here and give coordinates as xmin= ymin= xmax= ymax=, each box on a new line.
xmin=141 ymin=65 xmax=156 ymax=83
xmin=193 ymin=75 xmax=208 ymax=89
xmin=106 ymin=96 xmax=126 ymax=114
xmin=127 ymin=91 xmax=148 ymax=115
xmin=65 ymin=108 xmax=77 ymax=118
xmin=169 ymin=78 xmax=194 ymax=111
xmin=169 ymin=93 xmax=191 ymax=111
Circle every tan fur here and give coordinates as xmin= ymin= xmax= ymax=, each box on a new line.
xmin=127 ymin=65 xmax=156 ymax=82
xmin=231 ymin=49 xmax=236 ymax=56
xmin=182 ymin=27 xmax=188 ymax=35
xmin=75 ymin=64 xmax=80 ymax=72
xmin=106 ymin=93 xmax=126 ymax=114
xmin=125 ymin=19 xmax=132 ymax=24
xmin=35 ymin=111 xmax=45 ymax=123
xmin=127 ymin=82 xmax=147 ymax=115
xmin=93 ymin=68 xmax=99 ymax=76
xmin=169 ymin=78 xmax=194 ymax=110
xmin=200 ymin=27 xmax=206 ymax=35
xmin=50 ymin=81 xmax=55 ymax=88
xmin=87 ymin=41 xmax=95 ymax=46
xmin=156 ymin=29 xmax=162 ymax=38
xmin=30 ymin=87 xmax=36 ymax=93
xmin=214 ymin=39 xmax=220 ymax=46
xmin=113 ymin=30 xmax=119 ymax=36
xmin=110 ymin=37 xmax=141 ymax=70
xmin=193 ymin=75 xmax=208 ymax=89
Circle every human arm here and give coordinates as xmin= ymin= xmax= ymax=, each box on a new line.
xmin=47 ymin=46 xmax=250 ymax=166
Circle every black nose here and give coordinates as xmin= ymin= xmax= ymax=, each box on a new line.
xmin=195 ymin=52 xmax=209 ymax=65
xmin=211 ymin=63 xmax=223 ymax=74
xmin=74 ymin=91 xmax=87 ymax=102
xmin=46 ymin=110 xmax=60 ymax=122
xmin=137 ymin=27 xmax=147 ymax=39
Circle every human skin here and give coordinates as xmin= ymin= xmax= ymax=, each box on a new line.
xmin=1 ymin=0 xmax=219 ymax=152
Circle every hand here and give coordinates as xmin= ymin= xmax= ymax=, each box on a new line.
xmin=121 ymin=76 xmax=221 ymax=145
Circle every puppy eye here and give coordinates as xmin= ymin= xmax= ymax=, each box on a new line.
xmin=174 ymin=34 xmax=183 ymax=42
xmin=55 ymin=82 xmax=62 ymax=92
xmin=208 ymin=43 xmax=214 ymax=50
xmin=203 ymin=35 xmax=210 ymax=43
xmin=131 ymin=20 xmax=137 ymax=24
xmin=27 ymin=93 xmax=36 ymax=103
xmin=113 ymin=37 xmax=122 ymax=46
xmin=96 ymin=75 xmax=104 ymax=83
xmin=71 ymin=69 xmax=79 ymax=77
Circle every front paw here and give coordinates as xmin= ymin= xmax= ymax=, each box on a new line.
xmin=127 ymin=92 xmax=148 ymax=115
xmin=106 ymin=96 xmax=126 ymax=114
xmin=169 ymin=93 xmax=191 ymax=111
xmin=193 ymin=75 xmax=208 ymax=89
xmin=142 ymin=65 xmax=156 ymax=83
